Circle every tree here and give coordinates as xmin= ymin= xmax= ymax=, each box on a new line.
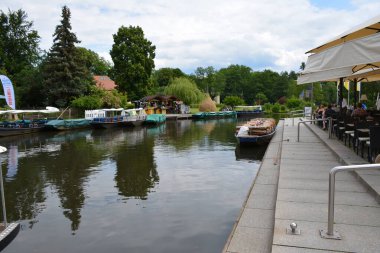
xmin=0 ymin=9 xmax=40 ymax=76
xmin=42 ymin=6 xmax=93 ymax=107
xmin=152 ymin=68 xmax=185 ymax=87
xmin=219 ymin=65 xmax=252 ymax=100
xmin=223 ymin=96 xmax=245 ymax=107
xmin=255 ymin=92 xmax=267 ymax=105
xmin=0 ymin=9 xmax=42 ymax=108
xmin=76 ymin=47 xmax=112 ymax=75
xmin=193 ymin=66 xmax=225 ymax=99
xmin=164 ymin=77 xmax=205 ymax=105
xmin=110 ymin=25 xmax=156 ymax=100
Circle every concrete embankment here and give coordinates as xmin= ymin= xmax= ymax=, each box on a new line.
xmin=224 ymin=118 xmax=380 ymax=253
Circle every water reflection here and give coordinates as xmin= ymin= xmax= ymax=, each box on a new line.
xmin=114 ymin=128 xmax=159 ymax=200
xmin=0 ymin=120 xmax=264 ymax=253
xmin=235 ymin=144 xmax=268 ymax=162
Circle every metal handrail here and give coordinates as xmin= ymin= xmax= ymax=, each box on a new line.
xmin=289 ymin=110 xmax=306 ymax=126
xmin=297 ymin=118 xmax=333 ymax=142
xmin=320 ymin=164 xmax=380 ymax=240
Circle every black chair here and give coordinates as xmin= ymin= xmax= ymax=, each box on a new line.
xmin=343 ymin=115 xmax=355 ymax=145
xmin=351 ymin=121 xmax=369 ymax=154
xmin=367 ymin=126 xmax=380 ymax=162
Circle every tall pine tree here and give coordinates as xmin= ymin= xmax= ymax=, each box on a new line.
xmin=43 ymin=6 xmax=92 ymax=107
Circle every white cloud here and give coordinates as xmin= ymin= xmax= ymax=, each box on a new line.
xmin=1 ymin=0 xmax=379 ymax=73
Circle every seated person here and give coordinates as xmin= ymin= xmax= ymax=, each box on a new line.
xmin=351 ymin=102 xmax=368 ymax=118
xmin=322 ymin=104 xmax=335 ymax=129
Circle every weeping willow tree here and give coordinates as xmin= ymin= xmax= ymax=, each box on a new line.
xmin=164 ymin=77 xmax=205 ymax=105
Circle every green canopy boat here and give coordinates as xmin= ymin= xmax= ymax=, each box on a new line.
xmin=45 ymin=119 xmax=91 ymax=131
xmin=145 ymin=114 xmax=166 ymax=124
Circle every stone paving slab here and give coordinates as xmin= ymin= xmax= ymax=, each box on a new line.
xmin=277 ymin=188 xmax=379 ymax=206
xmin=239 ymin=208 xmax=275 ymax=229
xmin=273 ymin=219 xmax=380 ymax=253
xmin=226 ymin=226 xmax=273 ymax=253
xmin=272 ymin=245 xmax=340 ymax=253
xmin=246 ymin=193 xmax=276 ymax=210
xmin=280 ymin=169 xmax=355 ymax=181
xmin=278 ymin=177 xmax=367 ymax=192
xmin=275 ymin=201 xmax=380 ymax=226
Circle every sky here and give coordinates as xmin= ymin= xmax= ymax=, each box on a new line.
xmin=1 ymin=0 xmax=379 ymax=74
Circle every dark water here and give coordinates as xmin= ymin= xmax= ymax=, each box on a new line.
xmin=0 ymin=119 xmax=265 ymax=253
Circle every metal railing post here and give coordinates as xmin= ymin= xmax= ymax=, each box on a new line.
xmin=320 ymin=164 xmax=380 ymax=240
xmin=0 ymin=146 xmax=7 ymax=227
xmin=297 ymin=118 xmax=331 ymax=142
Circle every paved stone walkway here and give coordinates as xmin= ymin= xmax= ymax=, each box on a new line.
xmin=224 ymin=118 xmax=380 ymax=253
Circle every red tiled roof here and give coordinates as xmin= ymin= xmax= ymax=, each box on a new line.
xmin=94 ymin=76 xmax=117 ymax=90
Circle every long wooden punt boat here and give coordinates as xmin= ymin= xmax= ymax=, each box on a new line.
xmin=236 ymin=118 xmax=276 ymax=144
xmin=0 ymin=107 xmax=59 ymax=137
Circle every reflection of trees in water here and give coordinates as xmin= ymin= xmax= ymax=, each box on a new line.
xmin=1 ymin=157 xmax=46 ymax=228
xmin=114 ymin=132 xmax=159 ymax=200
xmin=44 ymin=138 xmax=102 ymax=232
xmin=0 ymin=131 xmax=103 ymax=232
xmin=164 ymin=119 xmax=237 ymax=150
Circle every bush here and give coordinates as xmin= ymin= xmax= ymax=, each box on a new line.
xmin=280 ymin=105 xmax=287 ymax=112
xmin=286 ymin=97 xmax=303 ymax=109
xmin=223 ymin=96 xmax=245 ymax=107
xmin=263 ymin=103 xmax=272 ymax=112
xmin=199 ymin=96 xmax=217 ymax=112
xmin=271 ymin=103 xmax=280 ymax=113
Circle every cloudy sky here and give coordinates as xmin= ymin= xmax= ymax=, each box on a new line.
xmin=1 ymin=0 xmax=379 ymax=74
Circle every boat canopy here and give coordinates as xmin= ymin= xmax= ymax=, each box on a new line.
xmin=234 ymin=105 xmax=262 ymax=111
xmin=0 ymin=106 xmax=59 ymax=115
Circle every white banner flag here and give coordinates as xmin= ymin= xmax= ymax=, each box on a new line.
xmin=0 ymin=75 xmax=16 ymax=109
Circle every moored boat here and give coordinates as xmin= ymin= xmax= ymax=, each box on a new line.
xmin=145 ymin=114 xmax=166 ymax=125
xmin=119 ymin=108 xmax=147 ymax=127
xmin=236 ymin=118 xmax=276 ymax=144
xmin=234 ymin=105 xmax=263 ymax=117
xmin=0 ymin=107 xmax=59 ymax=137
xmin=192 ymin=111 xmax=237 ymax=119
xmin=85 ymin=108 xmax=126 ymax=129
xmin=45 ymin=118 xmax=91 ymax=131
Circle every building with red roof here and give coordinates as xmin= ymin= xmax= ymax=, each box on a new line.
xmin=94 ymin=76 xmax=117 ymax=90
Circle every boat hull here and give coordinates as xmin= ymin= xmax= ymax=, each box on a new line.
xmin=0 ymin=127 xmax=44 ymax=137
xmin=236 ymin=130 xmax=276 ymax=145
xmin=0 ymin=223 xmax=20 ymax=251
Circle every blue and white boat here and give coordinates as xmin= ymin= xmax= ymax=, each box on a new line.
xmin=234 ymin=105 xmax=263 ymax=117
xmin=236 ymin=118 xmax=276 ymax=144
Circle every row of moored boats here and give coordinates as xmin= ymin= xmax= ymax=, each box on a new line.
xmin=0 ymin=107 xmax=166 ymax=137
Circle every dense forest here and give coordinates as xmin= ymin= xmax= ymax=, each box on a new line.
xmin=1 ymin=6 xmax=379 ymax=110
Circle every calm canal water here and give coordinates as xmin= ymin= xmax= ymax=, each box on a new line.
xmin=0 ymin=119 xmax=266 ymax=253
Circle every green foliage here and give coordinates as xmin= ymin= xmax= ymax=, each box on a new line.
xmin=43 ymin=6 xmax=93 ymax=107
xmin=0 ymin=9 xmax=40 ymax=77
xmin=223 ymin=96 xmax=245 ymax=107
xmin=152 ymin=68 xmax=185 ymax=87
xmin=255 ymin=92 xmax=267 ymax=105
xmin=71 ymin=96 xmax=103 ymax=109
xmin=71 ymin=87 xmax=128 ymax=109
xmin=76 ymin=47 xmax=112 ymax=75
xmin=164 ymin=77 xmax=205 ymax=105
xmin=110 ymin=25 xmax=156 ymax=100
xmin=263 ymin=103 xmax=272 ymax=112
xmin=219 ymin=65 xmax=252 ymax=100
xmin=286 ymin=97 xmax=304 ymax=109
xmin=280 ymin=105 xmax=287 ymax=112
xmin=192 ymin=66 xmax=226 ymax=98
xmin=271 ymin=103 xmax=280 ymax=113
